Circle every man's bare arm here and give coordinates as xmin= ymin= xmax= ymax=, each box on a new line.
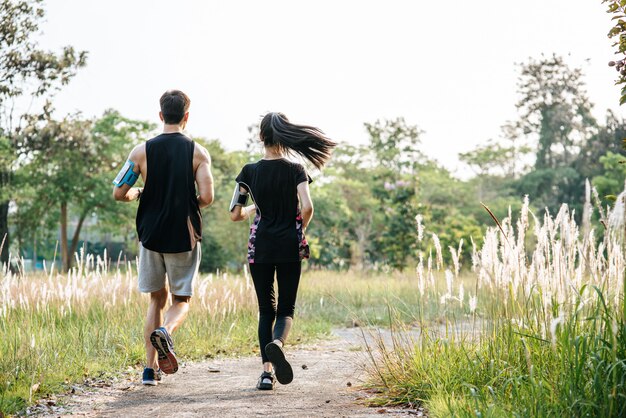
xmin=112 ymin=144 xmax=145 ymax=202
xmin=195 ymin=145 xmax=214 ymax=209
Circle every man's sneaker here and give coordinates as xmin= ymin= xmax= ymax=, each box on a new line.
xmin=150 ymin=327 xmax=179 ymax=374
xmin=265 ymin=342 xmax=293 ymax=385
xmin=142 ymin=367 xmax=162 ymax=386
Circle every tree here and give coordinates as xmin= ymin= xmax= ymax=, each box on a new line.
xmin=576 ymin=111 xmax=626 ymax=182
xmin=0 ymin=0 xmax=87 ymax=264
xmin=513 ymin=55 xmax=597 ymax=213
xmin=18 ymin=110 xmax=152 ymax=271
xmin=592 ymin=151 xmax=626 ymax=203
xmin=308 ymin=149 xmax=382 ymax=269
xmin=364 ymin=117 xmax=425 ymax=174
xmin=515 ymin=54 xmax=596 ymax=171
xmin=195 ymin=139 xmax=250 ymax=272
xmin=365 ymin=118 xmax=424 ymax=270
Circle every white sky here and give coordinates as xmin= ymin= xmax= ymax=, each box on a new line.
xmin=38 ymin=0 xmax=624 ymax=175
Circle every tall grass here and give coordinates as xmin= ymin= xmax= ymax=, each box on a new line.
xmin=366 ymin=189 xmax=626 ymax=416
xmin=0 ymin=249 xmax=437 ymax=415
xmin=0 ymin=251 xmax=262 ymax=414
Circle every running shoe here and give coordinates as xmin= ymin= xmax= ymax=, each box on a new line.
xmin=265 ymin=342 xmax=293 ymax=384
xmin=150 ymin=327 xmax=179 ymax=374
xmin=256 ymin=371 xmax=275 ymax=390
xmin=142 ymin=367 xmax=162 ymax=386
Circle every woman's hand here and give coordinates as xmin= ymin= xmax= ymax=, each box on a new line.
xmin=230 ymin=202 xmax=256 ymax=222
xmin=242 ymin=204 xmax=256 ymax=219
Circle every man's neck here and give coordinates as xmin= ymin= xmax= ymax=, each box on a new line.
xmin=163 ymin=124 xmax=184 ymax=134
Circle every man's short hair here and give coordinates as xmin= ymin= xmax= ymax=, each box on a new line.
xmin=160 ymin=90 xmax=190 ymax=124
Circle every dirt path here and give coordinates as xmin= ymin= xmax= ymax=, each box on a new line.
xmin=33 ymin=329 xmax=425 ymax=417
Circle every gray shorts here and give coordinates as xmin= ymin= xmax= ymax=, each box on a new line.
xmin=138 ymin=242 xmax=201 ymax=296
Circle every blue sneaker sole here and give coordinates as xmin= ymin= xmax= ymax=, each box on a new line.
xmin=150 ymin=329 xmax=178 ymax=374
xmin=265 ymin=342 xmax=293 ymax=385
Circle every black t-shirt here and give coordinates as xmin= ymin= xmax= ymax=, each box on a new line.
xmin=136 ymin=133 xmax=202 ymax=253
xmin=235 ymin=159 xmax=311 ymax=264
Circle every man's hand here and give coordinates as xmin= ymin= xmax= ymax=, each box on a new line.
xmin=113 ymin=186 xmax=142 ymax=202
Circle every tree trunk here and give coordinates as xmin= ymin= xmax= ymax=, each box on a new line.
xmin=68 ymin=211 xmax=88 ymax=266
xmin=354 ymin=219 xmax=372 ymax=271
xmin=60 ymin=202 xmax=69 ymax=272
xmin=0 ymin=200 xmax=8 ymax=265
xmin=33 ymin=233 xmax=37 ymax=272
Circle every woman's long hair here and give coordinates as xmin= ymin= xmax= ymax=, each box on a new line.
xmin=260 ymin=112 xmax=337 ymax=169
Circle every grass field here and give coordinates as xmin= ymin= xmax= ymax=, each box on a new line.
xmin=0 ymin=253 xmax=449 ymax=415
xmin=2 ymin=198 xmax=625 ymax=416
xmin=363 ymin=197 xmax=626 ymax=417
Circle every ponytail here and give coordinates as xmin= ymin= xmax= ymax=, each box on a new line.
xmin=260 ymin=112 xmax=337 ymax=169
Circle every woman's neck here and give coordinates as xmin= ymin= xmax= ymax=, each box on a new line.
xmin=263 ymin=146 xmax=283 ymax=160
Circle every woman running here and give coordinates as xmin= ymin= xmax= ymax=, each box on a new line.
xmin=230 ymin=112 xmax=336 ymax=390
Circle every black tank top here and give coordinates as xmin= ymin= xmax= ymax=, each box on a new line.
xmin=136 ymin=133 xmax=202 ymax=253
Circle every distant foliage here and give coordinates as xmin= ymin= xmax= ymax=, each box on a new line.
xmin=0 ymin=0 xmax=87 ymax=264
xmin=462 ymin=54 xmax=626 ymax=217
xmin=604 ymin=0 xmax=626 ymax=104
xmin=14 ymin=110 xmax=153 ymax=271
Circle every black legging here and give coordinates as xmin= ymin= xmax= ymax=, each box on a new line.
xmin=249 ymin=262 xmax=301 ymax=363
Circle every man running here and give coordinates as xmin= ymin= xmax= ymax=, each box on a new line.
xmin=112 ymin=89 xmax=214 ymax=385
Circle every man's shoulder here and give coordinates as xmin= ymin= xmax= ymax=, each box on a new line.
xmin=149 ymin=132 xmax=192 ymax=143
xmin=193 ymin=141 xmax=211 ymax=161
xmin=129 ymin=142 xmax=147 ymax=160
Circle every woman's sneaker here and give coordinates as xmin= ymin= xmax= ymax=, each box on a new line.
xmin=256 ymin=371 xmax=275 ymax=390
xmin=150 ymin=327 xmax=179 ymax=374
xmin=265 ymin=342 xmax=293 ymax=384
xmin=142 ymin=367 xmax=162 ymax=386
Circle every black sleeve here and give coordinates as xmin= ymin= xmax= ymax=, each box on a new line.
xmin=295 ymin=163 xmax=313 ymax=185
xmin=235 ymin=165 xmax=249 ymax=191
xmin=235 ymin=166 xmax=248 ymax=189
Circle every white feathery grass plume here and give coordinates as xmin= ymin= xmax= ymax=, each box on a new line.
xmin=582 ymin=179 xmax=592 ymax=237
xmin=470 ymin=237 xmax=479 ymax=272
xmin=427 ymin=250 xmax=435 ymax=287
xmin=432 ymin=234 xmax=443 ymax=271
xmin=445 ymin=269 xmax=454 ymax=295
xmin=592 ymin=186 xmax=608 ymax=228
xmin=415 ymin=214 xmax=424 ymax=242
xmin=516 ymin=196 xmax=529 ymax=258
xmin=440 ymin=293 xmax=448 ymax=304
xmin=469 ymin=295 xmax=478 ymax=313
xmin=243 ymin=264 xmax=251 ymax=290
xmin=550 ymin=314 xmax=563 ymax=348
xmin=449 ymin=246 xmax=460 ymax=277
xmin=416 ymin=253 xmax=425 ymax=296
xmin=609 ymin=182 xmax=626 ymax=233
xmin=458 ymin=282 xmax=464 ymax=306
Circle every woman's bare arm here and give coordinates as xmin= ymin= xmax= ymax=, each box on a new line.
xmin=297 ymin=181 xmax=313 ymax=229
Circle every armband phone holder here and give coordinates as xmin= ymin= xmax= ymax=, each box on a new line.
xmin=113 ymin=160 xmax=139 ymax=187
xmin=229 ymin=183 xmax=249 ymax=211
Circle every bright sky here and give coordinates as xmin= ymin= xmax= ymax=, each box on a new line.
xmin=39 ymin=0 xmax=623 ymax=175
